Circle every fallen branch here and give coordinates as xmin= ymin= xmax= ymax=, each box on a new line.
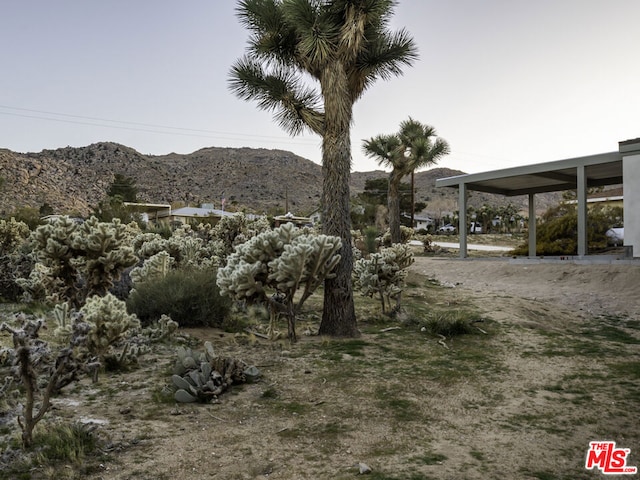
xmin=475 ymin=326 xmax=488 ymax=335
xmin=379 ymin=327 xmax=401 ymax=333
xmin=244 ymin=328 xmax=270 ymax=340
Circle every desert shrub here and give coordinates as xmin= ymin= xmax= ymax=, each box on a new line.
xmin=512 ymin=203 xmax=622 ymax=256
xmin=353 ymin=243 xmax=414 ymax=315
xmin=127 ymin=268 xmax=231 ymax=328
xmin=421 ymin=311 xmax=475 ymax=337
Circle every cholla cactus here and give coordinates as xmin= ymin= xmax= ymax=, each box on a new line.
xmin=52 ymin=301 xmax=73 ymax=343
xmin=80 ymin=293 xmax=140 ymax=358
xmin=0 ymin=316 xmax=95 ymax=447
xmin=353 ymin=243 xmax=414 ymax=315
xmin=380 ymin=225 xmax=414 ymax=247
xmin=24 ymin=216 xmax=138 ymax=307
xmin=212 ymin=213 xmax=271 ymax=261
xmin=0 ymin=218 xmax=30 ymax=255
xmin=130 ymin=251 xmax=174 ymax=285
xmin=217 ymin=223 xmax=341 ymax=342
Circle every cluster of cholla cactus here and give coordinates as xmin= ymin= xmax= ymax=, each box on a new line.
xmin=217 ymin=222 xmax=341 ymax=342
xmin=18 ymin=216 xmax=137 ymax=307
xmin=353 ymin=243 xmax=415 ymax=315
xmin=0 ymin=218 xmax=30 ymax=255
xmin=0 ymin=218 xmax=33 ymax=302
xmin=170 ymin=341 xmax=259 ymax=403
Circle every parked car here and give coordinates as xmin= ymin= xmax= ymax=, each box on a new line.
xmin=606 ymin=227 xmax=624 ymax=246
xmin=437 ymin=224 xmax=456 ymax=234
xmin=469 ymin=222 xmax=483 ymax=234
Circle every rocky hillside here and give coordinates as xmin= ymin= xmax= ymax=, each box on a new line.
xmin=0 ymin=142 xmax=556 ymax=217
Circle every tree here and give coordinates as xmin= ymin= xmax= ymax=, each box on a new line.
xmin=229 ymin=0 xmax=417 ymax=336
xmin=108 ymin=174 xmax=138 ymax=202
xmin=363 ymin=118 xmax=449 ymax=244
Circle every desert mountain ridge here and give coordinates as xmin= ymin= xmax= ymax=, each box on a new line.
xmin=0 ymin=142 xmax=556 ymax=218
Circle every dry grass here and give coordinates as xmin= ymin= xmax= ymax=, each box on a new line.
xmin=0 ymin=265 xmax=639 ymax=479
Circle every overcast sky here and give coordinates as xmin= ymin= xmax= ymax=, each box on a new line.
xmin=1 ymin=1 xmax=639 ymax=174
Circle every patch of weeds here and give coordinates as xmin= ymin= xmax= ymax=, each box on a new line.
xmin=375 ymin=387 xmax=420 ymax=423
xmin=412 ymin=452 xmax=447 ymax=465
xmin=30 ymin=421 xmax=99 ymax=473
xmin=260 ymin=386 xmax=278 ymax=398
xmin=419 ymin=310 xmax=482 ymax=337
xmin=519 ymin=468 xmax=575 ymax=480
xmin=469 ymin=450 xmax=485 ymax=461
xmin=320 ymin=338 xmax=369 ymax=360
xmin=275 ymin=401 xmax=309 ymax=415
xmin=608 ymin=360 xmax=640 ymax=379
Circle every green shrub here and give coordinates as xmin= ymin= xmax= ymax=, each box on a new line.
xmin=513 ymin=203 xmax=622 ymax=256
xmin=421 ymin=311 xmax=476 ymax=337
xmin=127 ymin=268 xmax=231 ymax=328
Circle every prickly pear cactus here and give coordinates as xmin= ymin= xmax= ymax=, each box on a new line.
xmin=170 ymin=341 xmax=258 ymax=403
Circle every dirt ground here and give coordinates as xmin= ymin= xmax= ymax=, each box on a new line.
xmin=4 ymin=257 xmax=640 ymax=480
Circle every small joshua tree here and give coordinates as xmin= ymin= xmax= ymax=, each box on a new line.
xmin=353 ymin=243 xmax=414 ymax=315
xmin=217 ymin=223 xmax=341 ymax=342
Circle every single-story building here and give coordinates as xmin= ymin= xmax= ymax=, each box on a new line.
xmin=435 ymin=137 xmax=640 ymax=258
xmin=164 ymin=206 xmax=236 ymax=225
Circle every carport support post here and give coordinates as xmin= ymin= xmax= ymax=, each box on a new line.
xmin=576 ymin=165 xmax=588 ymax=257
xmin=528 ymin=193 xmax=536 ymax=257
xmin=458 ymin=182 xmax=468 ymax=258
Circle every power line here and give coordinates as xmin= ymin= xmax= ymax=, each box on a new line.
xmin=0 ymin=104 xmax=320 ymax=146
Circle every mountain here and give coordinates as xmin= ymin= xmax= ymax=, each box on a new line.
xmin=0 ymin=142 xmax=557 ymax=218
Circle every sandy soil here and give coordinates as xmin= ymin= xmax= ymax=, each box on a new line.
xmin=413 ymin=257 xmax=640 ymax=320
xmin=6 ymin=257 xmax=640 ymax=480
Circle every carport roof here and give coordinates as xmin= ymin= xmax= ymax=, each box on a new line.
xmin=435 ymin=151 xmax=623 ymax=196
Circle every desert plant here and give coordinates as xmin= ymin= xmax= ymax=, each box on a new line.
xmin=20 ymin=216 xmax=138 ymax=307
xmin=127 ymin=268 xmax=231 ymax=327
xmin=80 ymin=293 xmax=140 ymax=360
xmin=353 ymin=243 xmax=414 ymax=315
xmin=216 ymin=223 xmax=341 ymax=342
xmin=0 ymin=316 xmax=94 ymax=448
xmin=170 ymin=341 xmax=257 ymax=403
xmin=0 ymin=217 xmax=30 ymax=255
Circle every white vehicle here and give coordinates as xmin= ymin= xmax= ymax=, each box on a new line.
xmin=437 ymin=224 xmax=456 ymax=234
xmin=606 ymin=227 xmax=624 ymax=246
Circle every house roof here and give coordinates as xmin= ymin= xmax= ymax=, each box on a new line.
xmin=435 ymin=152 xmax=623 ymax=196
xmin=171 ymin=207 xmax=235 ymax=217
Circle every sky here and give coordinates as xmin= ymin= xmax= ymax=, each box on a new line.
xmin=1 ymin=0 xmax=639 ymax=174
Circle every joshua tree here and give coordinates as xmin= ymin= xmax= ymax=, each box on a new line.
xmin=229 ymin=0 xmax=417 ymax=336
xmin=363 ymin=118 xmax=449 ymax=244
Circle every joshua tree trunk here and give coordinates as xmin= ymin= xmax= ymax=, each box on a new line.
xmin=388 ymin=170 xmax=404 ymax=244
xmin=318 ymin=63 xmax=358 ymax=337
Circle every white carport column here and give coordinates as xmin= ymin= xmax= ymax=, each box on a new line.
xmin=458 ymin=182 xmax=468 ymax=258
xmin=576 ymin=165 xmax=588 ymax=257
xmin=528 ymin=193 xmax=536 ymax=257
xmin=620 ymin=138 xmax=640 ymax=257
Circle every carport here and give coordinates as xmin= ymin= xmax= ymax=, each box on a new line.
xmin=435 ymin=138 xmax=640 ymax=258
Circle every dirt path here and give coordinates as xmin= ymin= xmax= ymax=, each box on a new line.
xmin=411 ymin=257 xmax=640 ymax=319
